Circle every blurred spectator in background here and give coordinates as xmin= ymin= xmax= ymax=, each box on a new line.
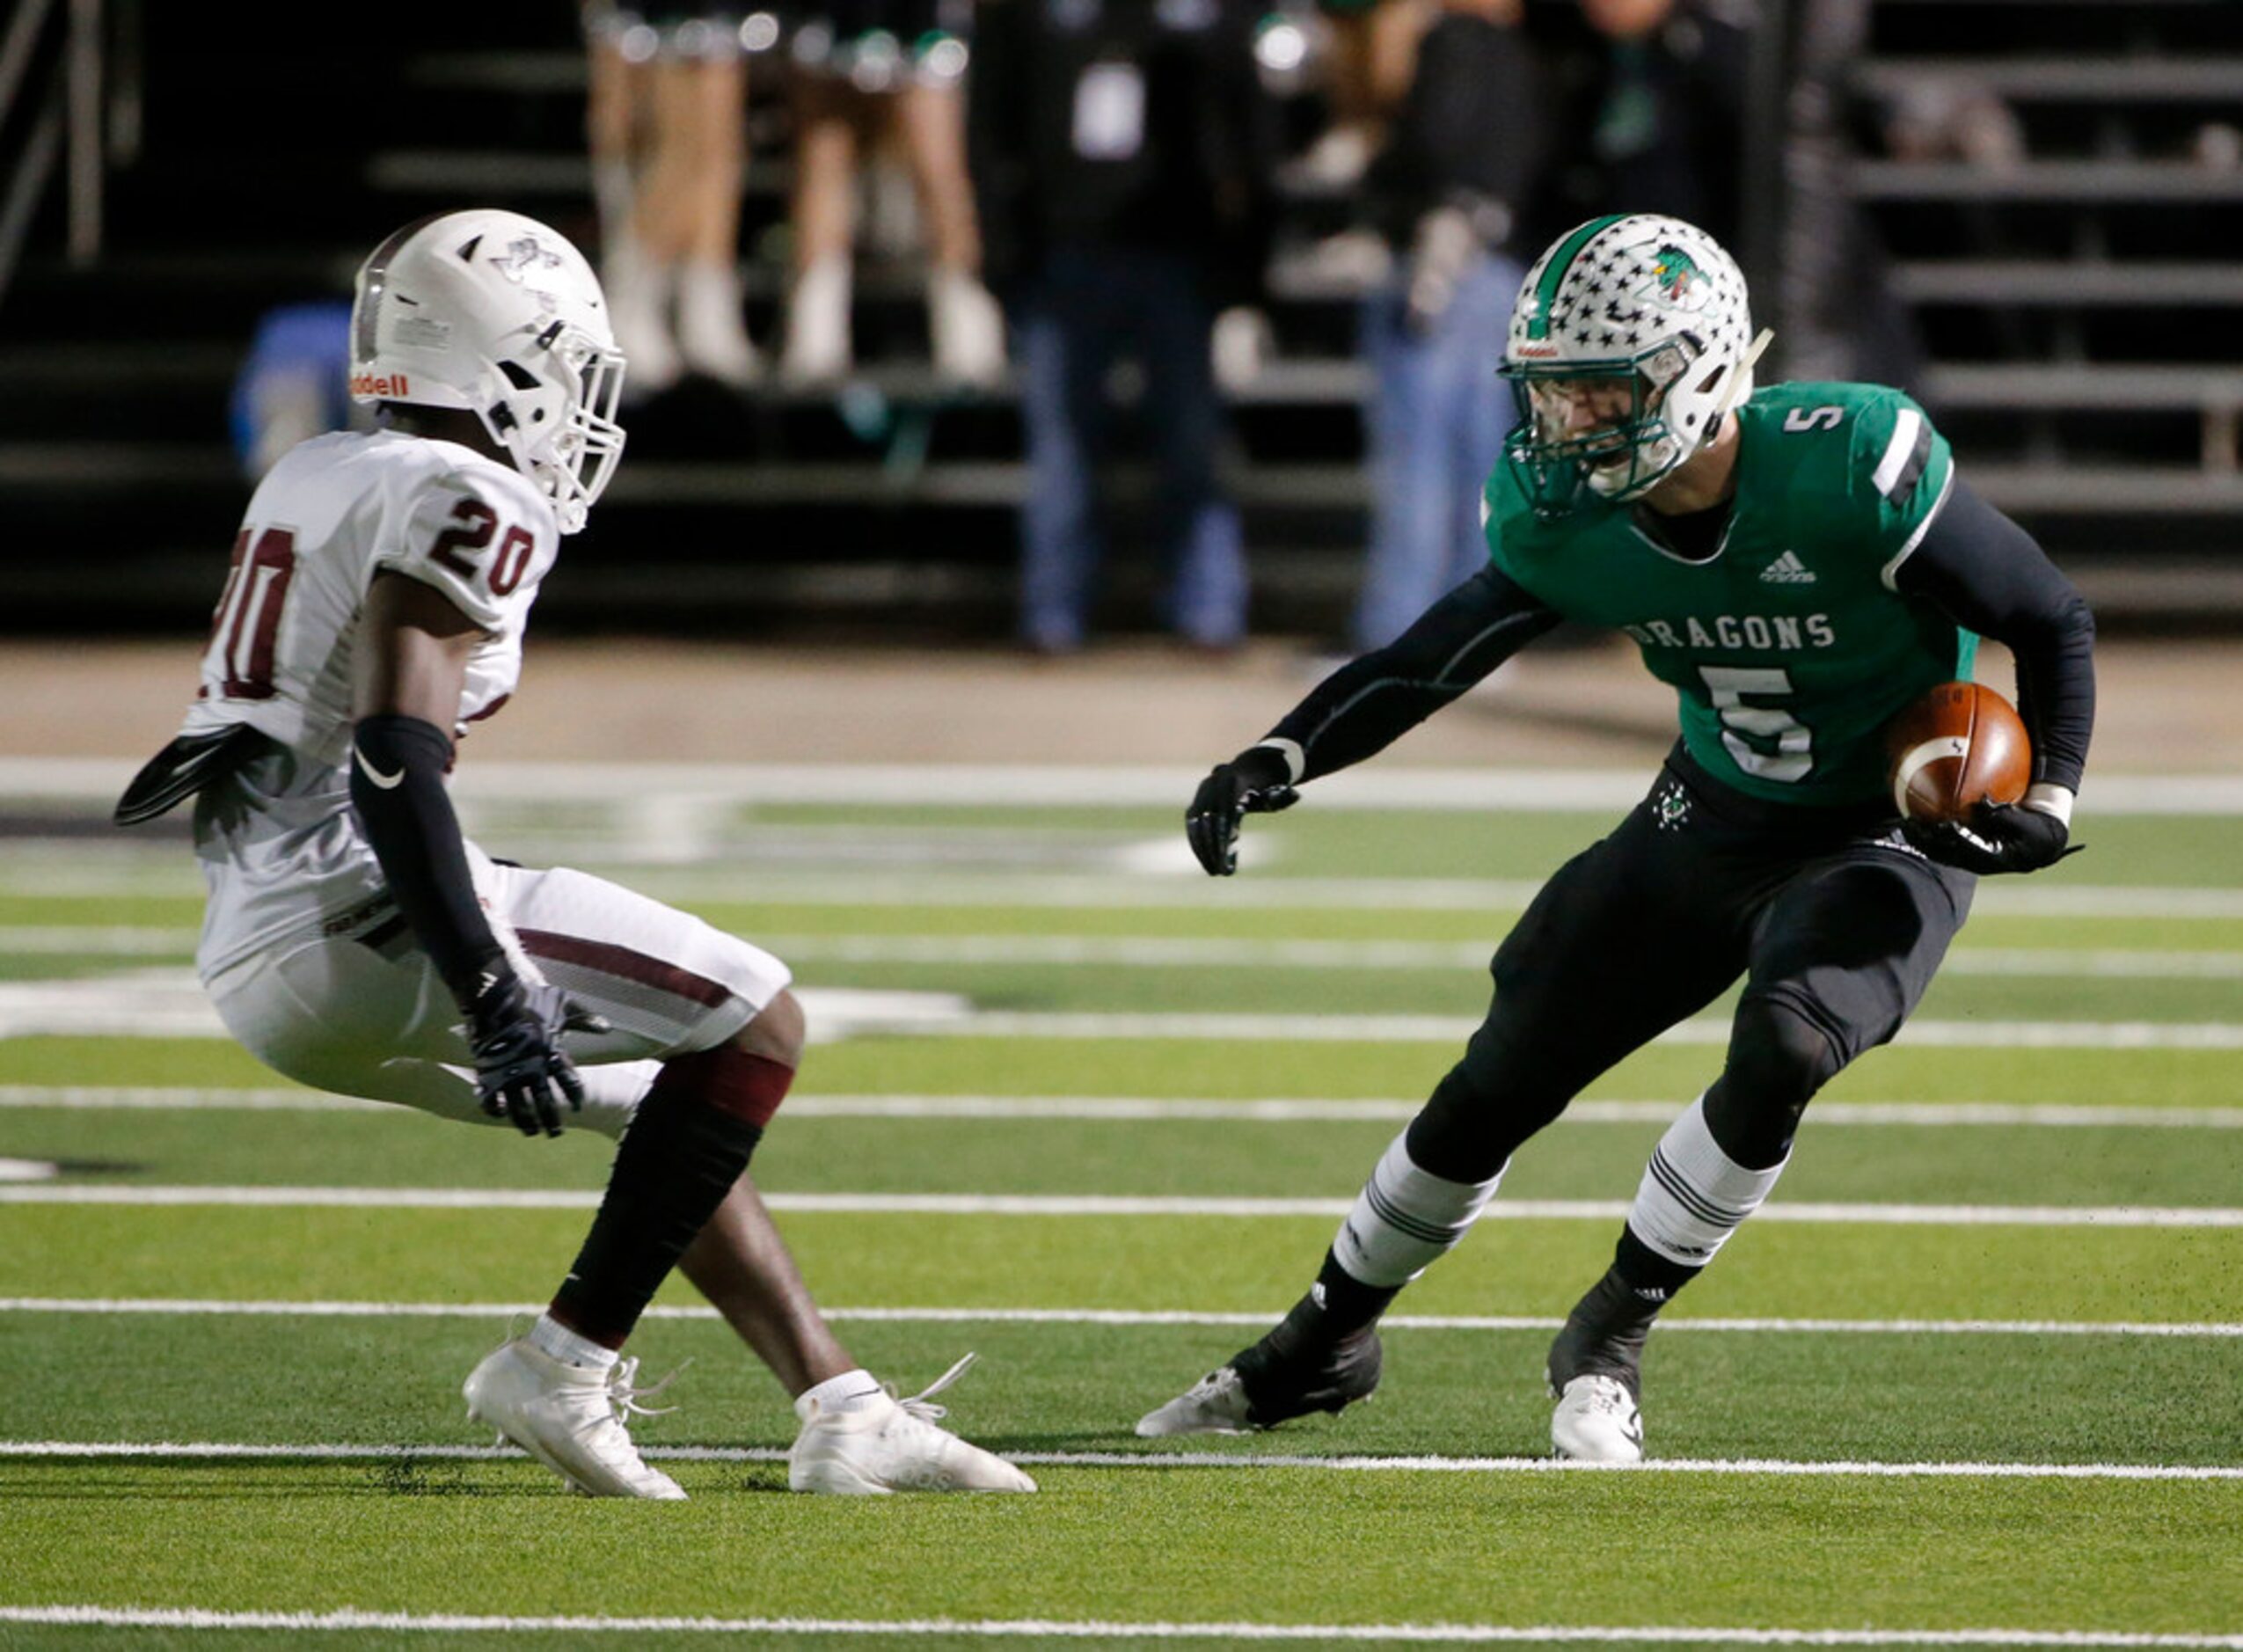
xmin=1348 ymin=0 xmax=1537 ymax=650
xmin=229 ymin=301 xmax=363 ymax=482
xmin=584 ymin=4 xmax=765 ymax=393
xmin=779 ymin=0 xmax=1007 ymax=386
xmin=1522 ymin=0 xmax=1748 ymax=246
xmin=1784 ymin=0 xmax=1934 ymax=395
xmin=970 ymin=0 xmax=1282 ymax=655
xmin=1297 ymin=0 xmax=1430 ymax=187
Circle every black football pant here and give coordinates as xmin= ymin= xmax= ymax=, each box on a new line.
xmin=1407 ymin=745 xmax=1976 ymax=1181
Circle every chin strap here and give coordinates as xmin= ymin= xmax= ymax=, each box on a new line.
xmin=1711 ymin=328 xmax=1776 ymax=421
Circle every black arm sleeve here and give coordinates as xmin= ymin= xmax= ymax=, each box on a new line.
xmin=1269 ymin=565 xmax=1563 ymax=780
xmin=1891 ymin=479 xmax=2096 ymax=792
xmin=349 ymin=713 xmax=508 ymax=1007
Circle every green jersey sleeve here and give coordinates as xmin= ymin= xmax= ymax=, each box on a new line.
xmin=1846 ymin=389 xmax=1956 ymax=590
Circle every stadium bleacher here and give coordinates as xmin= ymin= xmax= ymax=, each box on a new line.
xmin=0 ymin=0 xmax=2237 ymax=636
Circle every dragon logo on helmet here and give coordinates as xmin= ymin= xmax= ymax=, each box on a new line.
xmin=1638 ymin=245 xmax=1712 ymax=316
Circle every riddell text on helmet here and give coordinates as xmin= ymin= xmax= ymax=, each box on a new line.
xmin=350 ymin=372 xmax=410 ymax=398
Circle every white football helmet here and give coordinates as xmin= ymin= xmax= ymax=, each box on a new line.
xmin=1501 ymin=213 xmax=1771 ymax=519
xmin=349 ymin=208 xmax=625 ymax=534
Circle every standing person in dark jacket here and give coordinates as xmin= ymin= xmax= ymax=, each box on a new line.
xmin=1349 ymin=0 xmax=1540 ymax=650
xmin=1522 ymin=0 xmax=1749 ymax=248
xmin=968 ymin=0 xmax=1282 ymax=654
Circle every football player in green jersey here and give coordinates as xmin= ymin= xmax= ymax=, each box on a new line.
xmin=1136 ymin=213 xmax=2096 ymax=1460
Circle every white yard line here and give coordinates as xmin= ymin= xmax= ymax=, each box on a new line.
xmin=3 ymin=1441 xmax=2240 ymax=1487
xmin=3 ymin=1297 xmax=2238 ymax=1338
xmin=4 ymin=1086 xmax=2240 ymax=1129
xmin=928 ymin=1013 xmax=2243 ymax=1051
xmin=17 ymin=926 xmax=2243 ymax=980
xmin=759 ymin=935 xmax=2243 ymax=980
xmin=4 ymin=1185 xmax=2242 ymax=1225
xmin=6 ymin=865 xmax=2243 ymax=917
xmin=9 ymin=969 xmax=2243 ymax=1048
xmin=2 ymin=1607 xmax=2239 ymax=1648
xmin=13 ymin=754 xmax=2243 ymax=814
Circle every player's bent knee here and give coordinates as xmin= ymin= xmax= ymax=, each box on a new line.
xmin=1729 ymin=993 xmax=1846 ymax=1106
xmin=1706 ymin=995 xmax=1846 ymax=1166
xmin=736 ymin=987 xmax=806 ymax=1071
xmin=654 ymin=1040 xmax=796 ymax=1130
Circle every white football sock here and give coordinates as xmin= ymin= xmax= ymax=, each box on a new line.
xmin=1626 ymin=1094 xmax=1790 ymax=1268
xmin=795 ymin=1369 xmax=885 ymax=1421
xmin=530 ymin=1312 xmax=619 ymax=1371
xmin=1330 ymin=1130 xmax=1507 ymax=1288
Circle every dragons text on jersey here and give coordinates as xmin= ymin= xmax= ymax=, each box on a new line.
xmin=1485 ymin=381 xmax=1963 ymax=806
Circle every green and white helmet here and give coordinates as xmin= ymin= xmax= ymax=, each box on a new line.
xmin=1501 ymin=213 xmax=1769 ymax=518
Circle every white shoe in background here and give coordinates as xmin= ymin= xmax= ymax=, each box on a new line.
xmin=603 ymin=239 xmax=683 ymax=398
xmin=781 ymin=254 xmax=853 ymax=385
xmin=929 ymin=267 xmax=1006 ymax=389
xmin=674 ymin=258 xmax=763 ymax=388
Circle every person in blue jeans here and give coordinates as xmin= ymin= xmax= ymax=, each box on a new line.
xmin=1355 ymin=244 xmax=1525 ymax=650
xmin=1348 ymin=0 xmax=1540 ymax=651
xmin=1014 ymin=246 xmax=1249 ymax=654
xmin=968 ymin=0 xmax=1280 ymax=655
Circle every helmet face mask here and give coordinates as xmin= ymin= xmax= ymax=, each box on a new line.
xmin=350 ymin=210 xmax=627 ymax=533
xmin=1501 ymin=214 xmax=1763 ymax=522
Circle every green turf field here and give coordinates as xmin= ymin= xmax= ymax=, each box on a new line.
xmin=3 ymin=771 xmax=2239 ymax=1648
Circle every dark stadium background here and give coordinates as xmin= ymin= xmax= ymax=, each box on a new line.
xmin=2 ymin=0 xmax=2239 ymax=643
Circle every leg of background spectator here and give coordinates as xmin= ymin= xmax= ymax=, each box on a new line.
xmin=1015 ymin=253 xmax=1114 ymax=654
xmin=651 ymin=49 xmax=761 ymax=387
xmin=1139 ymin=252 xmax=1248 ymax=651
xmin=1439 ymin=252 xmax=1523 ymax=591
xmin=782 ymin=72 xmax=860 ymax=384
xmin=892 ymin=78 xmax=1005 ymax=388
xmin=586 ymin=32 xmax=683 ymax=395
xmin=1352 ymin=274 xmax=1451 ymax=651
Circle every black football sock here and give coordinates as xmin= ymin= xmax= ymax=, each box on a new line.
xmin=1231 ymin=1250 xmax=1395 ymax=1389
xmin=551 ymin=1047 xmax=792 ymax=1348
xmin=1546 ymin=1228 xmax=1701 ymax=1398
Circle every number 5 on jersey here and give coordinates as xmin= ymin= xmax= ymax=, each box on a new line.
xmin=1701 ymin=664 xmax=1813 ymax=782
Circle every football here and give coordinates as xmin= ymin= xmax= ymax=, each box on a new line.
xmin=1885 ymin=681 xmax=2032 ymax=823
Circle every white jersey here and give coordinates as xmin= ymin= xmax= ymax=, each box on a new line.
xmin=178 ymin=429 xmax=560 ymax=978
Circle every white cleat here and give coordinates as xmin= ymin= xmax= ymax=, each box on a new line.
xmin=788 ymin=1354 xmax=1036 ymax=1495
xmin=1550 ymin=1373 xmax=1644 ymax=1464
xmin=463 ymin=1337 xmax=686 ymax=1500
xmin=1136 ymin=1365 xmax=1255 ymax=1436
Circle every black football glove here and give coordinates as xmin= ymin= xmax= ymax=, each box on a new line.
xmin=465 ymin=969 xmax=610 ymax=1137
xmin=1903 ymin=800 xmax=2081 ymax=877
xmin=1186 ymin=747 xmax=1301 ymax=876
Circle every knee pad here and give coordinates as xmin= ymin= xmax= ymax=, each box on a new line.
xmin=1705 ymin=994 xmax=1845 ymax=1167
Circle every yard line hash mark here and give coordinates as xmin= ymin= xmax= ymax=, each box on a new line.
xmin=3 ymin=1606 xmax=2241 ymax=1646
xmin=7 ymin=1186 xmax=2243 ymax=1225
xmin=4 ymin=1442 xmax=2241 ymax=1483
xmin=4 ymin=1297 xmax=2238 ymax=1337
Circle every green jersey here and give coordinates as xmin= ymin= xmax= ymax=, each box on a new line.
xmin=1484 ymin=380 xmax=1971 ymax=808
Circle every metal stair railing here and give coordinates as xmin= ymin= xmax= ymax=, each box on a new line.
xmin=0 ymin=0 xmax=126 ymax=314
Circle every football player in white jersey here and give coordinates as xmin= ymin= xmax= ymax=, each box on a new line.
xmin=115 ymin=208 xmax=1034 ymax=1501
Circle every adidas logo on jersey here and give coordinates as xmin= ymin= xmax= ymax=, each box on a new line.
xmin=1760 ymin=551 xmax=1816 ymax=584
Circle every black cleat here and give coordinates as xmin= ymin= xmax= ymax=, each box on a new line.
xmin=1137 ymin=1305 xmax=1383 ymax=1436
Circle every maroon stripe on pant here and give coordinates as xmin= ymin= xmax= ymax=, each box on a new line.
xmin=515 ymin=928 xmax=734 ymax=1010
